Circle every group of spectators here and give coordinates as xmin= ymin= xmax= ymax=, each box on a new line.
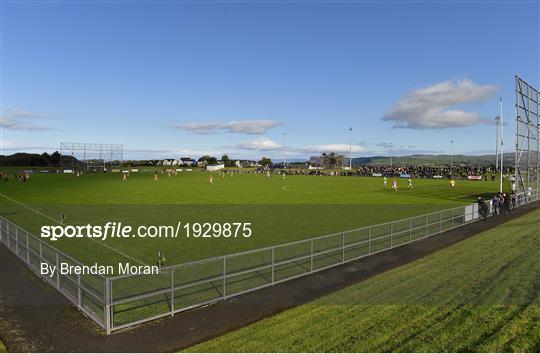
xmin=245 ymin=164 xmax=512 ymax=180
xmin=477 ymin=192 xmax=515 ymax=220
xmin=0 ymin=172 xmax=29 ymax=182
xmin=354 ymin=165 xmax=512 ymax=179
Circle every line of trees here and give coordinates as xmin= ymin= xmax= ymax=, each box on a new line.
xmin=0 ymin=152 xmax=62 ymax=167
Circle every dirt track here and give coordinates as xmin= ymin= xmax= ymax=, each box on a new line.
xmin=1 ymin=202 xmax=538 ymax=352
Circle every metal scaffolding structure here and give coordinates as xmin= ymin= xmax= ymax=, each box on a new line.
xmin=515 ymin=76 xmax=540 ymax=202
xmin=60 ymin=142 xmax=123 ymax=172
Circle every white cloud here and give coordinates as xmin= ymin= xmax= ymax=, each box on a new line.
xmin=0 ymin=140 xmax=55 ymax=152
xmin=0 ymin=107 xmax=50 ymax=131
xmin=301 ymin=144 xmax=366 ymax=154
xmin=175 ymin=120 xmax=281 ymax=135
xmin=383 ymin=79 xmax=498 ymax=129
xmin=175 ymin=122 xmax=224 ymax=134
xmin=232 ymin=138 xmax=366 ymax=155
xmin=376 ymin=142 xmax=394 ymax=149
xmin=236 ymin=137 xmax=283 ymax=151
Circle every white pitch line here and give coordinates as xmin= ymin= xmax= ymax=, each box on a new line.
xmin=0 ymin=192 xmax=147 ymax=265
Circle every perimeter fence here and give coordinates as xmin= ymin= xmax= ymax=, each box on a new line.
xmin=0 ymin=191 xmax=537 ymax=334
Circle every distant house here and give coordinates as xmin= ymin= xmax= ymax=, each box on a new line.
xmin=145 ymin=160 xmax=160 ymax=166
xmin=234 ymin=159 xmax=258 ymax=168
xmin=146 ymin=159 xmax=179 ymax=166
xmin=180 ymin=157 xmax=196 ymax=166
xmin=162 ymin=159 xmax=178 ymax=166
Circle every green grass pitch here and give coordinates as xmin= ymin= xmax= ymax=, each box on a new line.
xmin=0 ymin=170 xmax=506 ymax=267
xmin=186 ymin=208 xmax=540 ymax=353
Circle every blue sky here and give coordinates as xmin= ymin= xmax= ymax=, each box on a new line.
xmin=1 ymin=1 xmax=538 ymax=160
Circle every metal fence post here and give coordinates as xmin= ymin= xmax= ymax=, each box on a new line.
xmin=222 ymin=257 xmax=227 ymax=299
xmin=341 ymin=233 xmax=345 ymax=263
xmin=26 ymin=233 xmax=30 ymax=263
xmin=271 ymin=247 xmax=275 ymax=284
xmin=310 ymin=239 xmax=314 ymax=273
xmin=170 ymin=267 xmax=175 ymax=316
xmin=104 ymin=278 xmax=111 ymax=335
xmin=55 ymin=251 xmax=60 ymax=289
xmin=77 ymin=273 xmax=82 ymax=308
xmin=15 ymin=227 xmax=19 ymax=255
xmin=409 ymin=218 xmax=412 ymax=243
xmin=368 ymin=227 xmax=372 ymax=254
xmin=390 ymin=223 xmax=394 ymax=247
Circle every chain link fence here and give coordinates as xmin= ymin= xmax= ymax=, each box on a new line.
xmin=1 ymin=191 xmax=537 ymax=334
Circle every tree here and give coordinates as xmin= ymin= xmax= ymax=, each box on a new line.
xmin=50 ymin=151 xmax=61 ymax=165
xmin=221 ymin=154 xmax=233 ymax=167
xmin=259 ymin=157 xmax=272 ymax=167
xmin=198 ymin=155 xmax=218 ymax=165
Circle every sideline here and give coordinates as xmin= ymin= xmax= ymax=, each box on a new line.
xmin=0 ymin=192 xmax=147 ymax=265
xmin=0 ymin=201 xmax=537 ymax=352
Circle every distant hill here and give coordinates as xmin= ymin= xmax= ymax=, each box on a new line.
xmin=352 ymin=153 xmax=514 ymax=167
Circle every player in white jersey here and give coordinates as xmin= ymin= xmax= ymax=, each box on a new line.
xmin=383 ymin=177 xmax=387 ymax=189
xmin=392 ymin=178 xmax=398 ymax=191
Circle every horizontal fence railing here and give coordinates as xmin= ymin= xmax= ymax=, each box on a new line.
xmin=1 ymin=190 xmax=537 ymax=334
xmin=106 ymin=190 xmax=538 ymax=332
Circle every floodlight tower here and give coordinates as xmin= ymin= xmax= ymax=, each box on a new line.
xmin=389 ymin=143 xmax=393 ymax=167
xmin=499 ymin=97 xmax=504 ymax=193
xmin=450 ymin=140 xmax=454 ymax=168
xmin=348 ymin=127 xmax=352 ymax=170
xmin=283 ymin=132 xmax=287 ymax=169
xmin=494 ymin=115 xmax=501 ymax=170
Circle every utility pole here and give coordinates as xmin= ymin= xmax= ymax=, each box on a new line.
xmin=348 ymin=127 xmax=352 ymax=170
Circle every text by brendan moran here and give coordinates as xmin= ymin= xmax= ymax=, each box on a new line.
xmin=40 ymin=262 xmax=160 ymax=277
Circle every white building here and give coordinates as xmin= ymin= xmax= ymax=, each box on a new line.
xmin=206 ymin=164 xmax=225 ymax=172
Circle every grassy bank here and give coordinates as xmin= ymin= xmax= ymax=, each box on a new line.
xmin=187 ymin=208 xmax=540 ymax=352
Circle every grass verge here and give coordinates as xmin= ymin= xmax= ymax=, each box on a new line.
xmin=186 ymin=208 xmax=540 ymax=352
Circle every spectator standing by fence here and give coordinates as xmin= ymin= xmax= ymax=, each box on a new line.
xmin=503 ymin=193 xmax=511 ymax=215
xmin=477 ymin=197 xmax=488 ymax=220
xmin=492 ymin=195 xmax=499 ymax=215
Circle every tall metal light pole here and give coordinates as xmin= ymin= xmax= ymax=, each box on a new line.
xmin=499 ymin=97 xmax=504 ymax=193
xmin=494 ymin=116 xmax=500 ymax=170
xmin=348 ymin=127 xmax=352 ymax=170
xmin=283 ymin=132 xmax=287 ymax=169
xmin=450 ymin=140 xmax=454 ymax=168
xmin=389 ymin=143 xmax=393 ymax=167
